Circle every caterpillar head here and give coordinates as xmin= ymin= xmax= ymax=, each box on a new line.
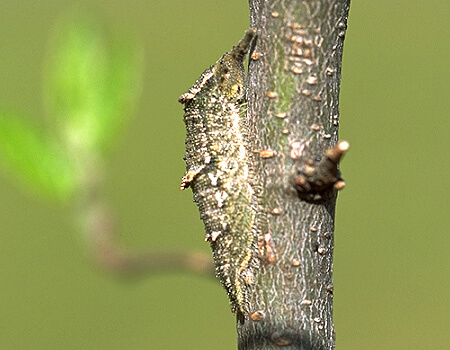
xmin=213 ymin=29 xmax=256 ymax=101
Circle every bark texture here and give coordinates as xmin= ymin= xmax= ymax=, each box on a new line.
xmin=238 ymin=1 xmax=350 ymax=349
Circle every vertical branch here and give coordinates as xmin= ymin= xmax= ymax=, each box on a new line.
xmin=240 ymin=0 xmax=350 ymax=349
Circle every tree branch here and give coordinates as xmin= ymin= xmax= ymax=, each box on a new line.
xmin=78 ymin=156 xmax=215 ymax=279
xmin=238 ymin=1 xmax=351 ymax=349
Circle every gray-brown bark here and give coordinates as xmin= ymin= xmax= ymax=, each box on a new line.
xmin=238 ymin=1 xmax=351 ymax=349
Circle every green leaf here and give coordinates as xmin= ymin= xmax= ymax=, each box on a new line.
xmin=0 ymin=113 xmax=77 ymax=199
xmin=44 ymin=17 xmax=142 ymax=153
xmin=98 ymin=37 xmax=143 ymax=151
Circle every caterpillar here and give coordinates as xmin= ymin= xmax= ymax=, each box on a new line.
xmin=179 ymin=29 xmax=257 ymax=316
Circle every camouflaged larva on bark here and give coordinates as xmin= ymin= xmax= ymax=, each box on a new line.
xmin=179 ymin=29 xmax=258 ymax=316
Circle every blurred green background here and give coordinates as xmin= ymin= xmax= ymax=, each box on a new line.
xmin=0 ymin=0 xmax=448 ymax=349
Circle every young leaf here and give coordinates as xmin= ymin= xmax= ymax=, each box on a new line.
xmin=0 ymin=113 xmax=77 ymax=199
xmin=96 ymin=37 xmax=143 ymax=152
xmin=44 ymin=17 xmax=142 ymax=153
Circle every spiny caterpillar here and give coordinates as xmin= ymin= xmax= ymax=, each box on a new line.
xmin=179 ymin=29 xmax=258 ymax=316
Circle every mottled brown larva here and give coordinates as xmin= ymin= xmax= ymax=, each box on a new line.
xmin=179 ymin=29 xmax=258 ymax=316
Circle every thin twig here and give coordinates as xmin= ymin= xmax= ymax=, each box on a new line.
xmin=76 ymin=155 xmax=215 ymax=279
